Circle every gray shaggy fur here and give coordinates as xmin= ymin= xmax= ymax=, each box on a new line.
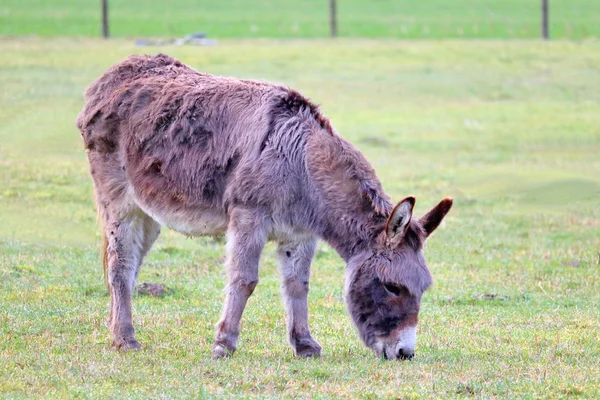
xmin=76 ymin=54 xmax=452 ymax=359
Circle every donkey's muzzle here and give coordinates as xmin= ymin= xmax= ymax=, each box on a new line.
xmin=397 ymin=347 xmax=414 ymax=360
xmin=377 ymin=324 xmax=417 ymax=360
xmin=381 ymin=345 xmax=414 ymax=360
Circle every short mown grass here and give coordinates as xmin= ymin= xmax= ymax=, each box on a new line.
xmin=0 ymin=38 xmax=599 ymax=398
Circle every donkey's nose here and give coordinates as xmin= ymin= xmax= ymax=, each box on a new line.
xmin=397 ymin=347 xmax=414 ymax=360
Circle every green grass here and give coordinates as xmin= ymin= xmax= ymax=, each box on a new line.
xmin=1 ymin=0 xmax=600 ymax=39
xmin=1 ymin=37 xmax=599 ymax=398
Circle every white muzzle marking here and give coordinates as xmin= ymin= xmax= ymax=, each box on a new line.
xmin=395 ymin=325 xmax=417 ymax=356
xmin=374 ymin=325 xmax=418 ymax=359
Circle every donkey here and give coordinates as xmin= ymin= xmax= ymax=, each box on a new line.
xmin=76 ymin=54 xmax=452 ymax=360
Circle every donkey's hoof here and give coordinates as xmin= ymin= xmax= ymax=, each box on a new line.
xmin=294 ymin=337 xmax=322 ymax=358
xmin=211 ymin=343 xmax=234 ymax=359
xmin=112 ymin=337 xmax=141 ymax=351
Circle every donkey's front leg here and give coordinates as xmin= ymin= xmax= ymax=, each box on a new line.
xmin=212 ymin=209 xmax=268 ymax=358
xmin=277 ymin=236 xmax=322 ymax=357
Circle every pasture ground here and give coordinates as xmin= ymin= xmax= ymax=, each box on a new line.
xmin=0 ymin=38 xmax=599 ymax=398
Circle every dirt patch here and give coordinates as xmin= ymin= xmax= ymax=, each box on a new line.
xmin=135 ymin=282 xmax=171 ymax=297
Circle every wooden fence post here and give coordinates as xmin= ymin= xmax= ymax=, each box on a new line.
xmin=542 ymin=0 xmax=549 ymax=39
xmin=330 ymin=0 xmax=337 ymax=37
xmin=102 ymin=0 xmax=109 ymax=39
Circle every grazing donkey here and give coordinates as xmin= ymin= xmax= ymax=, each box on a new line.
xmin=76 ymin=54 xmax=452 ymax=360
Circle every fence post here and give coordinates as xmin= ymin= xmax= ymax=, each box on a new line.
xmin=330 ymin=0 xmax=337 ymax=37
xmin=541 ymin=0 xmax=549 ymax=39
xmin=102 ymin=0 xmax=109 ymax=39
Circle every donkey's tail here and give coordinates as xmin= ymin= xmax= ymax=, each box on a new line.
xmin=96 ymin=205 xmax=110 ymax=292
xmin=102 ymin=230 xmax=109 ymax=291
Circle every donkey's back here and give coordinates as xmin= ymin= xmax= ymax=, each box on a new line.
xmin=77 ymin=54 xmax=318 ymax=236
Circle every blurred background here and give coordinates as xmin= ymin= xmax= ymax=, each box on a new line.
xmin=1 ymin=0 xmax=599 ymax=39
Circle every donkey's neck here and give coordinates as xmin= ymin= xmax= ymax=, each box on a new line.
xmin=305 ymin=129 xmax=391 ymax=262
xmin=316 ymin=210 xmax=383 ymax=262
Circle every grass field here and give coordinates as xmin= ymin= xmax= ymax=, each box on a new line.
xmin=1 ymin=37 xmax=599 ymax=398
xmin=1 ymin=0 xmax=600 ymax=39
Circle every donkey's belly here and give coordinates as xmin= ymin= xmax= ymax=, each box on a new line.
xmin=136 ymin=199 xmax=228 ymax=236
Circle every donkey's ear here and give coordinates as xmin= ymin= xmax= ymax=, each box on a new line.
xmin=385 ymin=196 xmax=415 ymax=246
xmin=419 ymin=197 xmax=453 ymax=237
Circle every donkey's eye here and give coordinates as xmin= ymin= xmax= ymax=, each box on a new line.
xmin=383 ymin=283 xmax=405 ymax=296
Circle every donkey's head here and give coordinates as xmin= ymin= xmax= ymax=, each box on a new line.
xmin=345 ymin=196 xmax=452 ymax=360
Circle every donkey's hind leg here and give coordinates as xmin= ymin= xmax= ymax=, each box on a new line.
xmin=277 ymin=236 xmax=322 ymax=357
xmin=103 ymin=208 xmax=161 ymax=350
xmin=212 ymin=208 xmax=269 ymax=358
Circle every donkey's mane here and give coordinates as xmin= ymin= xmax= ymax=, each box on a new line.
xmin=278 ymin=89 xmax=334 ymax=135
